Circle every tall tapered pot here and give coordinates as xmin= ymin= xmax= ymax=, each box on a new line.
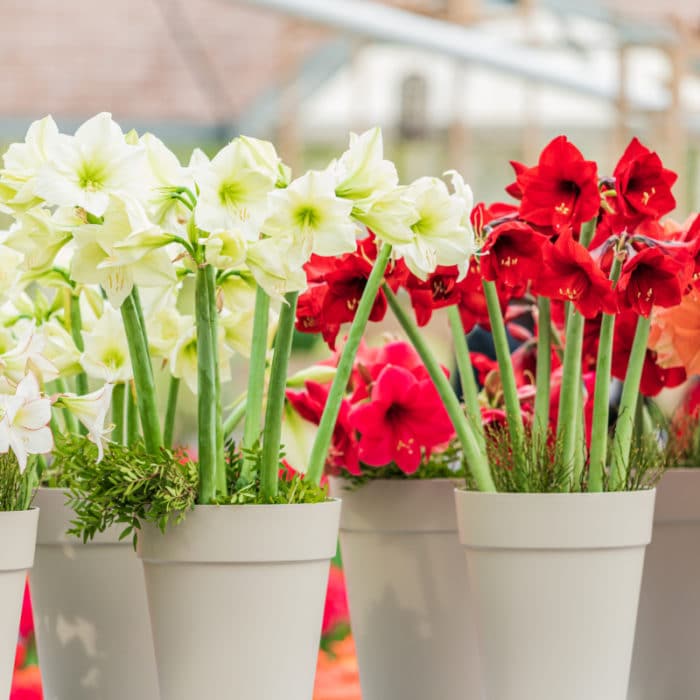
xmin=0 ymin=508 xmax=38 ymax=700
xmin=455 ymin=489 xmax=655 ymax=700
xmin=30 ymin=487 xmax=159 ymax=700
xmin=137 ymin=500 xmax=341 ymax=700
xmin=330 ymin=478 xmax=483 ymax=700
xmin=629 ymin=469 xmax=700 ymax=700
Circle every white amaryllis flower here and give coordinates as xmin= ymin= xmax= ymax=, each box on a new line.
xmin=0 ymin=244 xmax=24 ymax=301
xmin=245 ymin=237 xmax=307 ymax=302
xmin=80 ymin=305 xmax=133 ymax=382
xmin=354 ymin=186 xmax=419 ymax=247
xmin=0 ymin=116 xmax=60 ymax=209
xmin=147 ymin=307 xmax=194 ymax=361
xmin=57 ymin=384 xmax=114 ymax=461
xmin=3 ymin=207 xmax=73 ymax=273
xmin=331 ymin=128 xmax=398 ymax=211
xmin=193 ymin=137 xmax=285 ymax=237
xmin=0 ymin=327 xmax=58 ymax=385
xmin=35 ymin=112 xmax=149 ymax=216
xmin=0 ymin=372 xmax=53 ymax=472
xmin=39 ymin=319 xmax=82 ymax=377
xmin=71 ymin=194 xmax=176 ymax=307
xmin=264 ymin=170 xmax=356 ymax=261
xmin=203 ymin=228 xmax=248 ymax=270
xmin=392 ymin=176 xmax=476 ymax=280
xmin=169 ymin=326 xmax=233 ymax=395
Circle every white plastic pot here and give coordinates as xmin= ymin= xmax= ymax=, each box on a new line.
xmin=138 ymin=500 xmax=341 ymax=700
xmin=629 ymin=469 xmax=700 ymax=700
xmin=330 ymin=478 xmax=483 ymax=700
xmin=455 ymin=489 xmax=655 ymax=700
xmin=0 ymin=508 xmax=38 ymax=700
xmin=30 ymin=487 xmax=159 ymax=700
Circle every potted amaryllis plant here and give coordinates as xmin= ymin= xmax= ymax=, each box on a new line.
xmin=0 ymin=113 xmax=476 ymax=700
xmin=629 ymin=264 xmax=700 ymax=700
xmin=285 ymin=337 xmax=483 ymax=700
xmin=329 ymin=135 xmax=693 ymax=700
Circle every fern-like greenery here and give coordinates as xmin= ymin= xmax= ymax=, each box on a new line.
xmin=54 ymin=433 xmax=328 ymax=545
xmin=0 ymin=453 xmax=36 ymax=511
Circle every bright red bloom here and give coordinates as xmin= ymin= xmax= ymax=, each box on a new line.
xmin=678 ymin=214 xmax=700 ymax=289
xmin=612 ymin=310 xmax=687 ymax=396
xmin=616 ymin=244 xmax=692 ymax=317
xmin=404 ymin=265 xmax=462 ymax=327
xmin=515 ymin=136 xmax=600 ymax=232
xmin=480 ymin=221 xmax=548 ymax=294
xmin=18 ymin=582 xmax=33 ymax=639
xmin=612 ymin=138 xmax=677 ymax=226
xmin=457 ymin=258 xmax=512 ymax=333
xmin=533 ymin=232 xmax=617 ymax=318
xmin=322 ymin=565 xmax=350 ymax=636
xmin=349 ymin=365 xmax=455 ymax=474
xmin=14 ymin=642 xmax=26 ymax=671
xmin=470 ymin=201 xmax=519 ymax=234
xmin=286 ymin=381 xmax=360 ymax=475
xmin=505 ymin=161 xmax=527 ymax=200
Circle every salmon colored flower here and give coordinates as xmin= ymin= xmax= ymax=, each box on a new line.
xmin=532 ymin=232 xmax=617 ymax=318
xmin=617 ymin=244 xmax=692 ymax=317
xmin=513 ymin=136 xmax=600 ymax=232
xmin=480 ymin=221 xmax=548 ymax=294
xmin=612 ymin=138 xmax=677 ymax=227
xmin=648 ymin=287 xmax=700 ymax=376
xmin=349 ymin=364 xmax=455 ymax=474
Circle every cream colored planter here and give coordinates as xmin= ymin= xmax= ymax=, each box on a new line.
xmin=138 ymin=500 xmax=341 ymax=700
xmin=629 ymin=469 xmax=700 ymax=700
xmin=330 ymin=478 xmax=483 ymax=700
xmin=0 ymin=508 xmax=38 ymax=700
xmin=30 ymin=487 xmax=159 ymax=700
xmin=455 ymin=489 xmax=655 ymax=700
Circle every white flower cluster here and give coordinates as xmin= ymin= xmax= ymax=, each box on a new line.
xmin=0 ymin=112 xmax=479 ymax=469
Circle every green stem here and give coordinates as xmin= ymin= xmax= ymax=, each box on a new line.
xmin=609 ymin=315 xmax=652 ymax=490
xmin=260 ymin=292 xmax=299 ymax=501
xmin=306 ymin=243 xmax=393 ymax=485
xmin=163 ymin=376 xmax=180 ymax=449
xmin=482 ymin=280 xmax=526 ymax=471
xmin=195 ymin=264 xmax=221 ymax=503
xmin=242 ymin=287 xmax=270 ymax=478
xmin=555 ymin=218 xmax=596 ymax=489
xmin=53 ymin=377 xmax=79 ymax=435
xmin=385 ymin=285 xmax=496 ymax=492
xmin=587 ymin=252 xmax=624 ymax=492
xmin=112 ymin=382 xmax=125 ymax=445
xmin=126 ymin=382 xmax=140 ymax=446
xmin=447 ymin=306 xmax=485 ymax=450
xmin=69 ymin=294 xmax=89 ymax=435
xmin=533 ymin=296 xmax=552 ymax=453
xmin=121 ymin=290 xmax=162 ymax=454
xmin=223 ymin=394 xmax=247 ymax=437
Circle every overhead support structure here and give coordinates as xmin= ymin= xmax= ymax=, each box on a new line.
xmin=231 ymin=0 xmax=668 ymax=112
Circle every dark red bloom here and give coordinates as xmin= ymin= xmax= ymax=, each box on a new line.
xmin=349 ymin=365 xmax=455 ymax=474
xmin=404 ymin=265 xmax=462 ymax=327
xmin=457 ymin=258 xmax=512 ymax=333
xmin=533 ymin=232 xmax=617 ymax=318
xmin=616 ymin=244 xmax=692 ymax=317
xmin=480 ymin=221 xmax=548 ymax=294
xmin=515 ymin=136 xmax=600 ymax=232
xmin=612 ymin=310 xmax=687 ymax=396
xmin=612 ymin=137 xmax=677 ymax=226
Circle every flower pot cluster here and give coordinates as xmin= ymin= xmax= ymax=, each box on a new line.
xmin=0 ymin=115 xmax=698 ymax=700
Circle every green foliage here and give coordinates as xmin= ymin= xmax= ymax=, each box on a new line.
xmin=464 ymin=424 xmax=664 ymax=493
xmin=339 ymin=440 xmax=465 ymax=491
xmin=58 ymin=433 xmax=328 ymax=544
xmin=0 ymin=453 xmax=36 ymax=511
xmin=665 ymin=415 xmax=700 ymax=468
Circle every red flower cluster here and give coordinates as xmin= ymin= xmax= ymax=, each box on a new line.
xmin=286 ymin=340 xmax=455 ymax=475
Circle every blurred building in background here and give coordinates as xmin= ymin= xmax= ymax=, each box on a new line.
xmin=1 ymin=0 xmax=700 ymax=208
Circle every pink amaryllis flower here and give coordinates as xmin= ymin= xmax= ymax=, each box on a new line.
xmin=349 ymin=364 xmax=455 ymax=474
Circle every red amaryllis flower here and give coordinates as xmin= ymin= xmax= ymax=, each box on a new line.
xmin=18 ymin=581 xmax=33 ymax=638
xmin=612 ymin=310 xmax=687 ymax=396
xmin=471 ymin=201 xmax=519 ymax=235
xmin=505 ymin=161 xmax=528 ymax=200
xmin=404 ymin=265 xmax=462 ymax=327
xmin=457 ymin=258 xmax=512 ymax=333
xmin=612 ymin=137 xmax=677 ymax=226
xmin=533 ymin=232 xmax=617 ymax=318
xmin=349 ymin=365 xmax=455 ymax=474
xmin=480 ymin=221 xmax=548 ymax=294
xmin=678 ymin=213 xmax=700 ymax=288
xmin=514 ymin=136 xmax=600 ymax=232
xmin=616 ymin=244 xmax=692 ymax=317
xmin=286 ymin=381 xmax=360 ymax=475
xmin=322 ymin=566 xmax=350 ymax=636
